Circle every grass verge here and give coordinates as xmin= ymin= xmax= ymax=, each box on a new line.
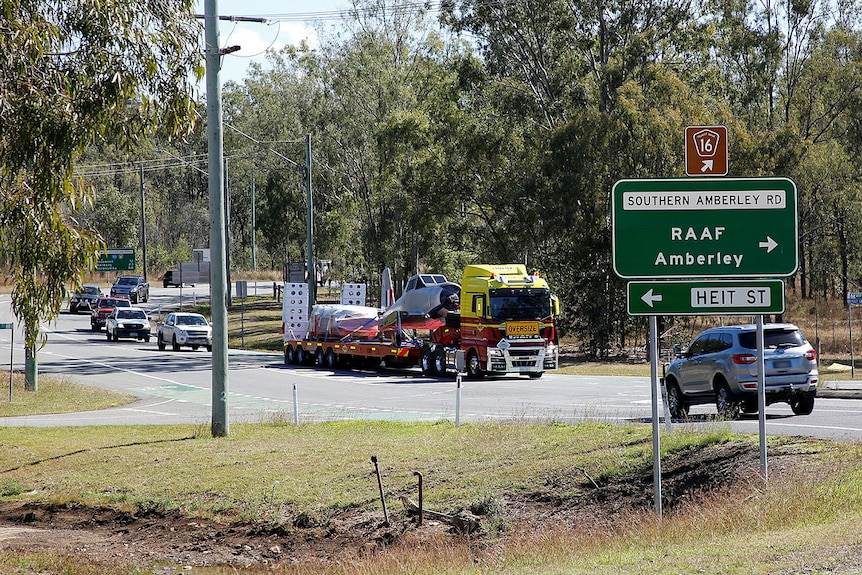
xmin=0 ymin=421 xmax=860 ymax=574
xmin=0 ymin=371 xmax=136 ymax=417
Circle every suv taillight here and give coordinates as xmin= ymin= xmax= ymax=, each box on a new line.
xmin=805 ymin=349 xmax=817 ymax=361
xmin=732 ymin=353 xmax=757 ymax=365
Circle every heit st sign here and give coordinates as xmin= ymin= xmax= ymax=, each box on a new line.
xmin=612 ymin=177 xmax=798 ymax=279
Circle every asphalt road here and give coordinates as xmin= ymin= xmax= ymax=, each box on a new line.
xmin=1 ymin=287 xmax=861 ymax=441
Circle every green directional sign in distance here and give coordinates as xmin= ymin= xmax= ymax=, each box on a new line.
xmin=612 ymin=178 xmax=798 ymax=279
xmin=627 ymin=280 xmax=785 ymax=316
xmin=96 ymin=248 xmax=136 ymax=272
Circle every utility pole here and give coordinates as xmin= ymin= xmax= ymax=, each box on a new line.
xmin=305 ymin=133 xmax=315 ymax=318
xmin=139 ymin=164 xmax=148 ymax=280
xmin=205 ymin=0 xmax=229 ymax=437
xmin=250 ymin=178 xmax=256 ymax=271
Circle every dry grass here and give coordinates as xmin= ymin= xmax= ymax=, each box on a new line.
xmin=1 ymin=422 xmax=860 ymax=574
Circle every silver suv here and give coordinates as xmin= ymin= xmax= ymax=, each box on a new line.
xmin=663 ymin=323 xmax=818 ymax=419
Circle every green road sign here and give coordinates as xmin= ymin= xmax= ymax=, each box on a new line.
xmin=0 ymin=323 xmax=12 ymax=329
xmin=612 ymin=178 xmax=798 ymax=279
xmin=627 ymin=280 xmax=785 ymax=316
xmin=96 ymin=248 xmax=136 ymax=272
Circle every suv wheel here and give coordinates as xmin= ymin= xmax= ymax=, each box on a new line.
xmin=790 ymin=394 xmax=815 ymax=416
xmin=665 ymin=381 xmax=688 ymax=419
xmin=715 ymin=383 xmax=740 ymax=420
xmin=157 ymin=333 xmax=166 ymax=351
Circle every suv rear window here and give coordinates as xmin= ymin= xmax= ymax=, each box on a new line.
xmin=738 ymin=328 xmax=806 ymax=350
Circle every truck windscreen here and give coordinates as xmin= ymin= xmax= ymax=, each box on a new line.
xmin=488 ymin=288 xmax=551 ymax=321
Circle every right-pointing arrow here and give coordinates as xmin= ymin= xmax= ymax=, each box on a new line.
xmin=641 ymin=288 xmax=663 ymax=308
xmin=758 ymin=236 xmax=778 ymax=253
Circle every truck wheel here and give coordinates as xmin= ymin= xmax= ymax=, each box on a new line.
xmin=285 ymin=345 xmax=297 ymax=364
xmin=790 ymin=394 xmax=815 ymax=415
xmin=296 ymin=346 xmax=307 ymax=365
xmin=466 ymin=349 xmax=484 ymax=379
xmin=420 ymin=345 xmax=437 ymax=376
xmin=434 ymin=346 xmax=447 ymax=376
xmin=157 ymin=333 xmax=166 ymax=351
xmin=106 ymin=330 xmax=112 ymax=341
xmin=316 ymin=347 xmax=326 ymax=367
xmin=172 ymin=335 xmax=180 ymax=352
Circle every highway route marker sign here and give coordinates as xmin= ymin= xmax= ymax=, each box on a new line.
xmin=627 ymin=279 xmax=785 ymax=315
xmin=685 ymin=126 xmax=728 ymax=176
xmin=612 ymin=177 xmax=798 ymax=279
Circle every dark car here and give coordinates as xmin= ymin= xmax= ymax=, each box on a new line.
xmin=69 ymin=284 xmax=102 ymax=314
xmin=663 ymin=323 xmax=818 ymax=419
xmin=90 ymin=297 xmax=132 ymax=331
xmin=110 ymin=276 xmax=149 ymax=304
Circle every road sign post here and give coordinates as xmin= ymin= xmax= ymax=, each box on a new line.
xmin=612 ymin=177 xmax=798 ymax=279
xmin=627 ymin=280 xmax=785 ymax=316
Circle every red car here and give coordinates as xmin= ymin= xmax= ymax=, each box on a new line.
xmin=90 ymin=297 xmax=131 ymax=331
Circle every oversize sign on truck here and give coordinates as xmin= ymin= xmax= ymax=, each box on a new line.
xmin=612 ymin=177 xmax=798 ymax=279
xmin=627 ymin=280 xmax=785 ymax=315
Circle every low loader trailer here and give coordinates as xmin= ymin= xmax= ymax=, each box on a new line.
xmin=282 ymin=264 xmax=560 ymax=378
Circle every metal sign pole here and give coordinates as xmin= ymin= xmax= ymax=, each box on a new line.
xmin=849 ymin=300 xmax=855 ymax=378
xmin=8 ymin=324 xmax=13 ymax=402
xmin=757 ymin=315 xmax=767 ymax=480
xmin=649 ymin=316 xmax=662 ymax=519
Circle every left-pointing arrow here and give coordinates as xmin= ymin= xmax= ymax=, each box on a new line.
xmin=641 ymin=288 xmax=663 ymax=308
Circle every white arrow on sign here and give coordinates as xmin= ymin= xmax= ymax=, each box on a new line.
xmin=641 ymin=288 xmax=663 ymax=308
xmin=701 ymin=159 xmax=714 ymax=172
xmin=758 ymin=236 xmax=778 ymax=253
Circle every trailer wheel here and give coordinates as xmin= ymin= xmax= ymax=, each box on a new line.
xmin=420 ymin=345 xmax=437 ymax=376
xmin=324 ymin=348 xmax=337 ymax=369
xmin=296 ymin=346 xmax=307 ymax=365
xmin=466 ymin=349 xmax=484 ymax=379
xmin=434 ymin=346 xmax=448 ymax=376
xmin=286 ymin=345 xmax=299 ymax=364
xmin=316 ymin=347 xmax=326 ymax=367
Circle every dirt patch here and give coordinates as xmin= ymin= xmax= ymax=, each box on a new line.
xmin=0 ymin=442 xmax=811 ymax=569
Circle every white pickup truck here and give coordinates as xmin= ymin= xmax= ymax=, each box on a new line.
xmin=156 ymin=312 xmax=213 ymax=352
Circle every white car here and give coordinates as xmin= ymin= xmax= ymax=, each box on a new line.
xmin=105 ymin=307 xmax=151 ymax=342
xmin=157 ymin=312 xmax=213 ymax=352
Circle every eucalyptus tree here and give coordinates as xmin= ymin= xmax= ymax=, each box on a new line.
xmin=0 ymin=0 xmax=202 ymax=388
xmin=443 ymin=0 xmax=707 ymax=355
